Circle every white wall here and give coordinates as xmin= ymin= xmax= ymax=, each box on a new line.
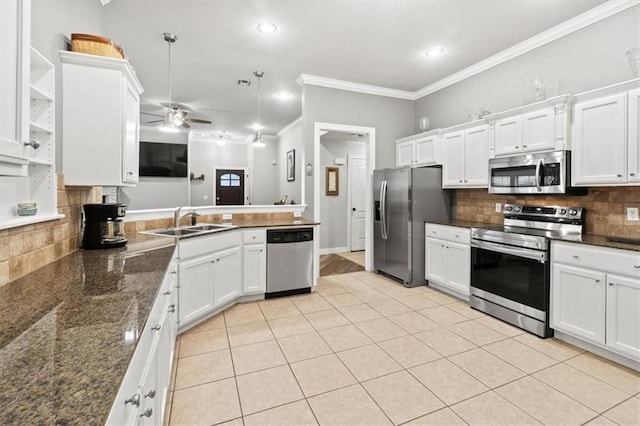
xmin=415 ymin=5 xmax=640 ymax=130
xmin=249 ymin=138 xmax=280 ymax=205
xmin=301 ymin=86 xmax=415 ymax=219
xmin=277 ymin=120 xmax=303 ymax=204
xmin=319 ymin=139 xmax=366 ymax=251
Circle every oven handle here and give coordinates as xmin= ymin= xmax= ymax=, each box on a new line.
xmin=535 ymin=159 xmax=544 ymax=192
xmin=471 ymin=239 xmax=547 ymax=263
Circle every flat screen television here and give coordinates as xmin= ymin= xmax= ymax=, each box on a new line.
xmin=139 ymin=141 xmax=188 ymax=177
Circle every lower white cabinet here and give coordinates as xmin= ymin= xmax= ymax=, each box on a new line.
xmin=106 ymin=256 xmax=178 ymax=426
xmin=551 ymin=241 xmax=640 ymax=362
xmin=177 ymin=231 xmax=241 ymax=329
xmin=243 ymin=230 xmax=266 ymax=294
xmin=425 ymin=224 xmax=470 ymax=297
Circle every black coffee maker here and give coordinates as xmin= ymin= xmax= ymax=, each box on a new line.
xmin=82 ymin=203 xmax=127 ymax=249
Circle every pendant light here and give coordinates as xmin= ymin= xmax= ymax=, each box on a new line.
xmin=159 ymin=33 xmax=180 ymax=133
xmin=251 ymin=71 xmax=266 ymax=147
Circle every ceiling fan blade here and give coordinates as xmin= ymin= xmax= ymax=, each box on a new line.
xmin=141 ymin=111 xmax=165 ymax=118
xmin=180 ymin=122 xmax=191 ymax=129
xmin=185 ymin=118 xmax=212 ymax=124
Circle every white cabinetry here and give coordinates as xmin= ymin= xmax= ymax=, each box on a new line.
xmin=107 ymin=256 xmax=177 ymax=426
xmin=243 ymin=229 xmax=266 ymax=294
xmin=177 ymin=231 xmax=241 ymax=329
xmin=395 ymin=132 xmax=440 ymax=167
xmin=488 ymin=95 xmax=573 ymax=158
xmin=442 ymin=124 xmax=489 ymax=188
xmin=60 ymin=51 xmax=143 ymax=186
xmin=425 ymin=224 xmax=471 ymax=298
xmin=572 ymin=80 xmax=639 ymax=186
xmin=551 ymin=241 xmax=640 ymax=363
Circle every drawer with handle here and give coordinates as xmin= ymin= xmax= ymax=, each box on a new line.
xmin=553 ymin=241 xmax=640 ymax=276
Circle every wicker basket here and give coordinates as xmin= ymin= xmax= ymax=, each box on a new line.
xmin=71 ymin=33 xmax=124 ymax=59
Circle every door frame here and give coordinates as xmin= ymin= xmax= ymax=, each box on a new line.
xmin=313 ymin=122 xmax=376 ymax=271
xmin=347 ymin=154 xmax=366 ymax=252
xmin=212 ymin=166 xmax=248 ymax=206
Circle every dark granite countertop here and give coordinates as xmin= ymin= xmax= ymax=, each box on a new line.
xmin=222 ymin=217 xmax=319 ymax=228
xmin=424 ymin=219 xmax=640 ymax=252
xmin=0 ymin=233 xmax=176 ymax=425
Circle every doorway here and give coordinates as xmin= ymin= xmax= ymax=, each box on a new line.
xmin=313 ymin=122 xmax=376 ymax=272
xmin=215 ymin=169 xmax=244 ymax=205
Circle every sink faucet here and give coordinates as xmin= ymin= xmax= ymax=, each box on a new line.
xmin=174 ymin=207 xmax=200 ymax=227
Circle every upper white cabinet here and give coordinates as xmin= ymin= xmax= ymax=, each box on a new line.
xmin=60 ymin=51 xmax=143 ymax=186
xmin=488 ymin=95 xmax=573 ymax=158
xmin=442 ymin=124 xmax=490 ymax=188
xmin=395 ymin=132 xmax=440 ymax=167
xmin=572 ymin=80 xmax=639 ymax=186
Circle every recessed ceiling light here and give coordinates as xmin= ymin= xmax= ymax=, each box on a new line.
xmin=257 ymin=21 xmax=277 ymax=34
xmin=275 ymin=91 xmax=292 ymax=100
xmin=425 ymin=46 xmax=445 ymax=57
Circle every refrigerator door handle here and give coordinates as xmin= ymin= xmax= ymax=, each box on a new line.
xmin=381 ymin=180 xmax=388 ymax=240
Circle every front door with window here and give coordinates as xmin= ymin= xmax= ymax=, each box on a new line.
xmin=215 ymin=169 xmax=244 ymax=205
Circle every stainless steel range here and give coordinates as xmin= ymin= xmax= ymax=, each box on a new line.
xmin=470 ymin=204 xmax=584 ymax=338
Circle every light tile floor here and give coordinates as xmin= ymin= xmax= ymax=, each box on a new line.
xmin=166 ymin=271 xmax=640 ymax=426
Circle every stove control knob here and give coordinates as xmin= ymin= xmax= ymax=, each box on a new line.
xmin=559 ymin=209 xmax=567 ymax=215
xmin=569 ymin=209 xmax=578 ymax=216
xmin=514 ymin=206 xmax=521 ymax=212
xmin=505 ymin=206 xmax=513 ymax=212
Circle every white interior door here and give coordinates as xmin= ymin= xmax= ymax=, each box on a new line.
xmin=349 ymin=155 xmax=366 ymax=251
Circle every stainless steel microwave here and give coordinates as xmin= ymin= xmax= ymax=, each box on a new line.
xmin=488 ymin=151 xmax=585 ymax=195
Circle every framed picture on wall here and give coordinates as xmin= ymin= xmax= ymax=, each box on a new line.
xmin=326 ymin=167 xmax=339 ymax=196
xmin=287 ymin=149 xmax=295 ymax=181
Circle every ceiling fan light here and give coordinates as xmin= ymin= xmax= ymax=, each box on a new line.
xmin=251 ymin=131 xmax=266 ymax=147
xmin=159 ymin=121 xmax=180 ymax=133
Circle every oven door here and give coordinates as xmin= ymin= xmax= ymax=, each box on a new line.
xmin=470 ymin=239 xmax=549 ymax=319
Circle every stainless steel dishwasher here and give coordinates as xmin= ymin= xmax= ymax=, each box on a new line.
xmin=266 ymin=228 xmax=313 ymax=298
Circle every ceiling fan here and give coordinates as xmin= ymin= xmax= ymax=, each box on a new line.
xmin=142 ymin=33 xmax=212 ymax=132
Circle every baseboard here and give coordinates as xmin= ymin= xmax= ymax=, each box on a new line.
xmin=554 ymin=331 xmax=639 ymax=372
xmin=319 ymin=246 xmax=349 ymax=255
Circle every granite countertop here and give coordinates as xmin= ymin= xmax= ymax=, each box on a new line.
xmin=424 ymin=219 xmax=640 ymax=252
xmin=0 ymin=233 xmax=176 ymax=425
xmin=224 ymin=217 xmax=319 ymax=228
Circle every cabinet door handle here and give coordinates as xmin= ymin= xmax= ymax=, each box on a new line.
xmin=140 ymin=408 xmax=153 ymax=418
xmin=216 ymin=259 xmax=220 ymax=262
xmin=572 ymin=255 xmax=579 ymax=259
xmin=211 ymin=260 xmax=216 ymax=264
xmin=127 ymin=171 xmax=134 ymax=175
xmin=459 ymin=180 xmax=463 ymax=183
xmin=608 ymin=282 xmax=614 ymax=286
xmin=163 ymin=290 xmax=172 ymax=295
xmin=151 ymin=325 xmax=161 ymax=331
xmin=631 ymin=173 xmax=636 ymax=177
xmin=634 ymin=265 xmax=640 ymax=269
xmin=259 ymin=249 xmax=263 ymax=252
xmin=144 ymin=390 xmax=156 ymax=399
xmin=170 ymin=271 xmax=177 ymax=275
xmin=24 ymin=137 xmax=40 ymax=149
xmin=617 ymin=174 xmax=622 ymax=178
xmin=125 ymin=393 xmax=140 ymax=407
xmin=515 ymin=146 xmax=519 ymax=149
xmin=168 ymin=304 xmax=176 ymax=313
xmin=523 ymin=145 xmax=527 ymax=148
xmin=595 ymin=279 xmax=601 ymax=283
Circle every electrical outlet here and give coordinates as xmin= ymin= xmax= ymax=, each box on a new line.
xmin=293 ymin=211 xmax=302 ymax=218
xmin=495 ymin=203 xmax=502 ymax=213
xmin=222 ymin=213 xmax=232 ymax=220
xmin=627 ymin=207 xmax=639 ymax=221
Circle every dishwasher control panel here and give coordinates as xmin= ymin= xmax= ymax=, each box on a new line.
xmin=267 ymin=228 xmax=313 ymax=243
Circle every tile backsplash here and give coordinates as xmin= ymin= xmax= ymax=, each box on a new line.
xmin=0 ymin=175 xmax=101 ymax=287
xmin=456 ymin=187 xmax=640 ymax=238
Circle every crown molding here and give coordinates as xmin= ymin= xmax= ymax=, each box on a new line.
xmin=296 ymin=73 xmax=415 ymax=100
xmin=414 ymin=0 xmax=640 ymax=99
xmin=297 ymin=1 xmax=639 ymax=101
xmin=277 ymin=116 xmax=302 ymax=138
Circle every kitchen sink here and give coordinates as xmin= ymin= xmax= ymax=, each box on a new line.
xmin=186 ymin=224 xmax=232 ymax=231
xmin=148 ymin=228 xmax=202 ymax=237
xmin=143 ymin=223 xmax=236 ymax=238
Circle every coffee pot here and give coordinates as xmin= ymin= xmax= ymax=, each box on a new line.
xmin=82 ymin=203 xmax=127 ymax=249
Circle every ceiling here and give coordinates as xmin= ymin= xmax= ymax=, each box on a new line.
xmin=101 ymin=0 xmax=606 ymax=142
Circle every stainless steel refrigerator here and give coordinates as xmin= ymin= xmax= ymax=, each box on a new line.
xmin=374 ymin=166 xmax=451 ymax=287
